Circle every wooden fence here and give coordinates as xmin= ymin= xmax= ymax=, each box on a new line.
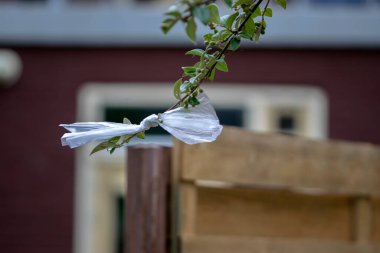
xmin=126 ymin=126 xmax=380 ymax=253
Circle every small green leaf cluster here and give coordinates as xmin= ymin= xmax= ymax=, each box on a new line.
xmin=161 ymin=1 xmax=227 ymax=43
xmin=172 ymin=48 xmax=228 ymax=107
xmin=162 ymin=0 xmax=286 ymax=109
xmin=162 ymin=0 xmax=285 ymax=45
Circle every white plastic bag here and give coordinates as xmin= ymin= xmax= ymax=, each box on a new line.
xmin=60 ymin=93 xmax=223 ymax=148
xmin=159 ymin=94 xmax=223 ymax=144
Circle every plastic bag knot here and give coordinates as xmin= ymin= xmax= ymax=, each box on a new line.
xmin=140 ymin=114 xmax=159 ymax=130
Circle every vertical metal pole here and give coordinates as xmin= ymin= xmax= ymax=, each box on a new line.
xmin=125 ymin=145 xmax=171 ymax=253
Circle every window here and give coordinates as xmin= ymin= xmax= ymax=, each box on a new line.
xmin=268 ymin=106 xmax=306 ymax=135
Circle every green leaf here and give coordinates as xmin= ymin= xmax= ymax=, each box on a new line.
xmin=216 ymin=59 xmax=228 ymax=72
xmin=220 ymin=15 xmax=229 ymax=26
xmin=108 ymin=136 xmax=121 ymax=144
xmin=233 ymin=0 xmax=252 ymax=8
xmin=219 ymin=29 xmax=233 ymax=41
xmin=185 ymin=49 xmax=205 ymax=57
xmin=209 ymin=68 xmax=216 ymax=81
xmin=208 ymin=4 xmax=221 ymax=25
xmin=119 ymin=134 xmax=132 ymax=145
xmin=109 ymin=147 xmax=116 ymax=154
xmin=275 ymin=0 xmax=286 ymax=9
xmin=204 ymin=33 xmax=213 ymax=44
xmin=210 ymin=28 xmax=231 ymax=43
xmin=123 ymin=117 xmax=131 ymax=124
xmin=173 ymin=78 xmax=182 ymax=100
xmin=264 ymin=8 xmax=273 ymax=17
xmin=194 ymin=60 xmax=205 ymax=69
xmin=228 ymin=37 xmax=241 ymax=51
xmin=222 ymin=0 xmax=232 ymax=8
xmin=188 ymin=96 xmax=200 ymax=107
xmin=243 ymin=16 xmax=255 ymax=36
xmin=137 ymin=131 xmax=145 ymax=139
xmin=252 ymin=7 xmax=261 ymax=19
xmin=234 ymin=14 xmax=245 ymax=30
xmin=186 ymin=17 xmax=197 ymax=42
xmin=91 ymin=141 xmax=112 ymax=155
xmin=182 ymin=66 xmax=197 ymax=76
xmin=225 ymin=12 xmax=239 ymax=29
xmin=161 ymin=18 xmax=178 ymax=34
xmin=193 ymin=6 xmax=210 ymax=25
xmin=240 ymin=31 xmax=253 ymax=40
xmin=165 ymin=5 xmax=181 ymax=18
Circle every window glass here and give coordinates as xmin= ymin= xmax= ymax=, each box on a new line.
xmin=278 ymin=115 xmax=296 ymax=134
xmin=104 ymin=107 xmax=244 ymax=135
xmin=268 ymin=107 xmax=306 ymax=136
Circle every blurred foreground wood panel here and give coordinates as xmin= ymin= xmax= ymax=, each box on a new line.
xmin=173 ymin=127 xmax=380 ymax=253
xmin=182 ymin=235 xmax=380 ymax=253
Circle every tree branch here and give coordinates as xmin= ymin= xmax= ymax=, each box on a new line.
xmin=166 ymin=0 xmax=266 ymax=111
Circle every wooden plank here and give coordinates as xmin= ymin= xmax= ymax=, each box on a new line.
xmin=180 ymin=127 xmax=380 ymax=195
xmin=180 ymin=182 xmax=198 ymax=237
xmin=372 ymin=198 xmax=380 ymax=243
xmin=195 ymin=186 xmax=352 ymax=240
xmin=182 ymin=235 xmax=378 ymax=253
xmin=125 ymin=145 xmax=171 ymax=253
xmin=353 ymin=197 xmax=372 ymax=244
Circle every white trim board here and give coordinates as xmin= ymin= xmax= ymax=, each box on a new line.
xmin=0 ymin=4 xmax=380 ymax=47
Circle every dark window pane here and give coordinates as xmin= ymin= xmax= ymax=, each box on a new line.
xmin=216 ymin=108 xmax=244 ymax=127
xmin=277 ymin=114 xmax=297 ymax=135
xmin=278 ymin=115 xmax=295 ymax=131
xmin=104 ymin=107 xmax=244 ymax=135
xmin=105 ymin=107 xmax=168 ymax=135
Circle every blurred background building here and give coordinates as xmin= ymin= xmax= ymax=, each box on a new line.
xmin=0 ymin=0 xmax=379 ymax=253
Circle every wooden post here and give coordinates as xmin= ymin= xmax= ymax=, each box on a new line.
xmin=125 ymin=145 xmax=172 ymax=253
